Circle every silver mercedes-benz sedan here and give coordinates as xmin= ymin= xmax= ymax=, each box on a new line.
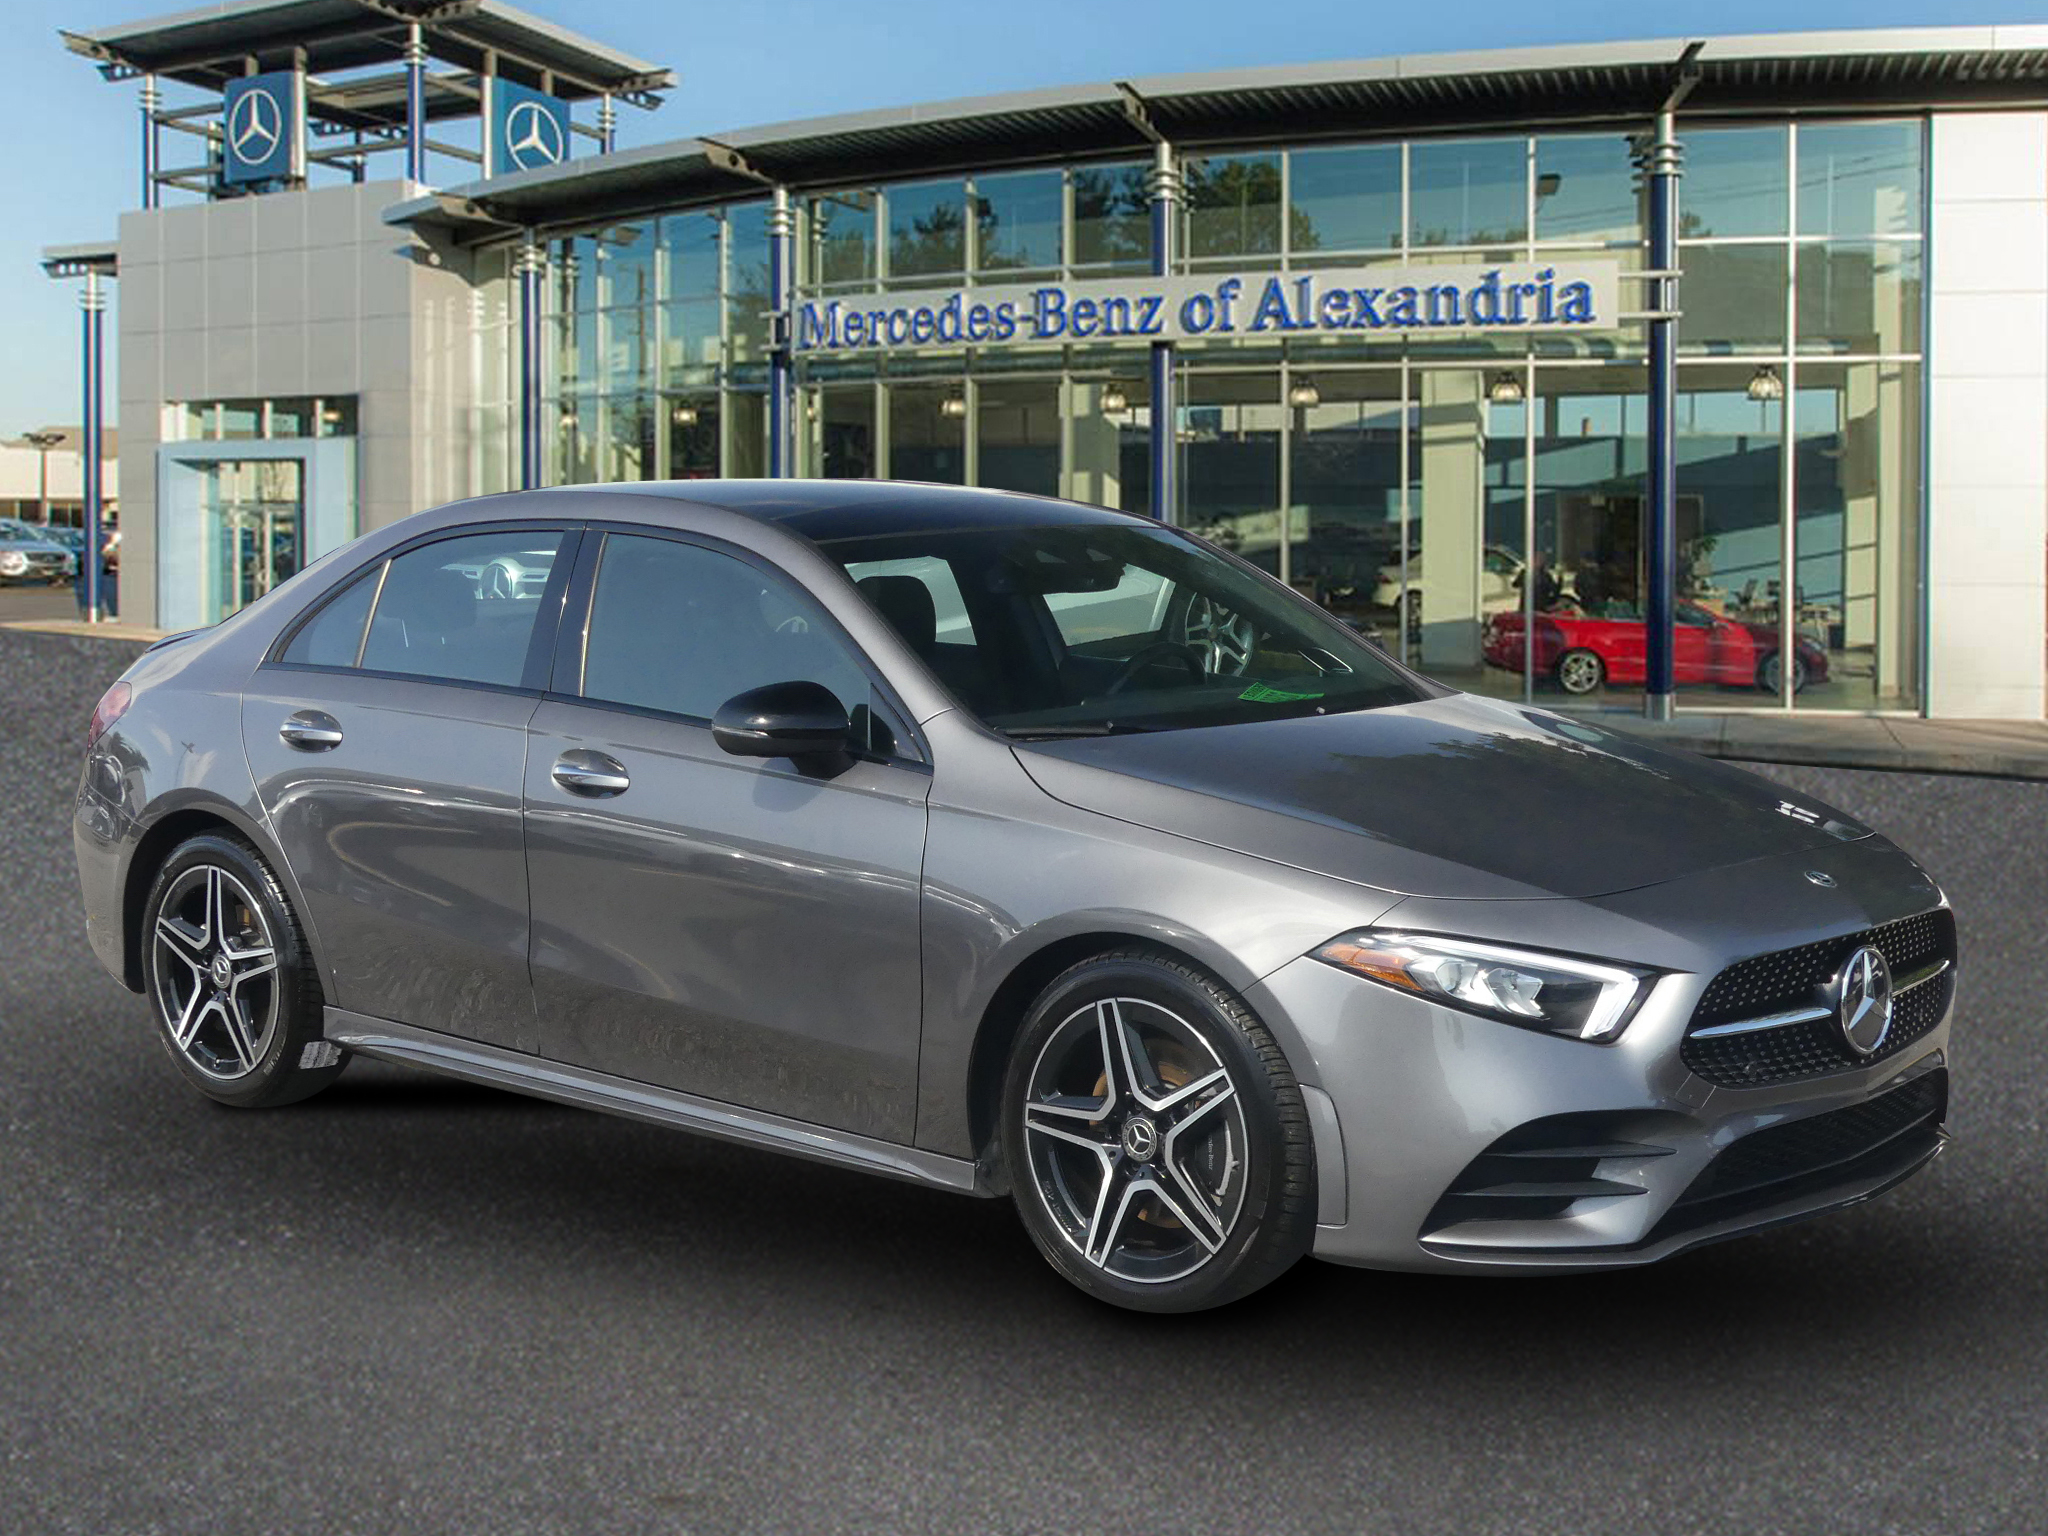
xmin=73 ymin=482 xmax=1956 ymax=1312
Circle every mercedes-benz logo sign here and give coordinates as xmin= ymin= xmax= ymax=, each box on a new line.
xmin=228 ymin=87 xmax=282 ymax=163
xmin=1119 ymin=1116 xmax=1158 ymax=1163
xmin=504 ymin=100 xmax=566 ymax=171
xmin=1834 ymin=945 xmax=1894 ymax=1056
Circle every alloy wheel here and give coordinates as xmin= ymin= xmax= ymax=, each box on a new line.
xmin=150 ymin=864 xmax=281 ymax=1080
xmin=1558 ymin=648 xmax=1603 ymax=695
xmin=1181 ymin=596 xmax=1257 ymax=677
xmin=1021 ymin=996 xmax=1250 ymax=1284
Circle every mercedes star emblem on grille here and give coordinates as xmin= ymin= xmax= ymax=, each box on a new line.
xmin=1835 ymin=945 xmax=1895 ymax=1056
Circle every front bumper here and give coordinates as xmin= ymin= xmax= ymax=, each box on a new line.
xmin=1244 ymin=843 xmax=1953 ymax=1274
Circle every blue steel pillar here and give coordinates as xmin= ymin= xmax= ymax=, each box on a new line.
xmin=81 ymin=269 xmax=106 ymax=622
xmin=1146 ymin=141 xmax=1180 ymax=522
xmin=517 ymin=234 xmax=544 ymax=489
xmin=767 ymin=186 xmax=794 ymax=478
xmin=1636 ymin=110 xmax=1682 ymax=720
xmin=404 ymin=23 xmax=427 ymax=183
xmin=139 ymin=75 xmax=160 ymax=209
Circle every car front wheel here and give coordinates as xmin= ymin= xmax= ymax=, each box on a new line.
xmin=1757 ymin=650 xmax=1808 ymax=695
xmin=1556 ymin=647 xmax=1605 ymax=695
xmin=141 ymin=832 xmax=346 ymax=1108
xmin=1001 ymin=948 xmax=1316 ymax=1312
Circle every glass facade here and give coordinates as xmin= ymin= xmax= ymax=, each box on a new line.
xmin=502 ymin=117 xmax=1928 ymax=713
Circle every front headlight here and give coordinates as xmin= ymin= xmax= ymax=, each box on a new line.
xmin=1312 ymin=929 xmax=1654 ymax=1042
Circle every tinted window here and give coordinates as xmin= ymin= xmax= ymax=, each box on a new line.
xmin=358 ymin=530 xmax=564 ymax=687
xmin=580 ymin=534 xmax=875 ymax=729
xmin=282 ymin=564 xmax=380 ymax=667
xmin=829 ymin=520 xmax=1422 ymax=736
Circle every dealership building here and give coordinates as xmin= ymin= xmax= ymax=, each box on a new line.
xmin=47 ymin=4 xmax=2048 ymax=719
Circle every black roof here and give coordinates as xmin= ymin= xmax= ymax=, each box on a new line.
xmin=567 ymin=478 xmax=1144 ymax=545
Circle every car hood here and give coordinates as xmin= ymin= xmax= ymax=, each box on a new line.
xmin=1010 ymin=692 xmax=1873 ymax=901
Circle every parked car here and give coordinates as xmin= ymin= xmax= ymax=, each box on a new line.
xmin=0 ymin=521 xmax=79 ymax=585
xmin=1483 ymin=599 xmax=1831 ymax=695
xmin=75 ymin=482 xmax=1953 ymax=1312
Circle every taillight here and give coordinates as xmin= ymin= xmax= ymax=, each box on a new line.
xmin=86 ymin=681 xmax=131 ymax=749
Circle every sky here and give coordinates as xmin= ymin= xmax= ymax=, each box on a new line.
xmin=0 ymin=0 xmax=2025 ymax=435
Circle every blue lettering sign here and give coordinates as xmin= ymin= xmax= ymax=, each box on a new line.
xmin=787 ymin=262 xmax=1613 ymax=354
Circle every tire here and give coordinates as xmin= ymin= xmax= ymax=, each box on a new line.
xmin=1000 ymin=948 xmax=1316 ymax=1313
xmin=139 ymin=832 xmax=346 ymax=1109
xmin=1757 ymin=650 xmax=1807 ymax=695
xmin=1556 ymin=647 xmax=1605 ymax=695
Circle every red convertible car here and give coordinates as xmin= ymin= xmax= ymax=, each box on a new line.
xmin=1482 ymin=601 xmax=1830 ymax=695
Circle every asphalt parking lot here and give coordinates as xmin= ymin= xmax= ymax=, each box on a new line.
xmin=2 ymin=628 xmax=2043 ymax=1536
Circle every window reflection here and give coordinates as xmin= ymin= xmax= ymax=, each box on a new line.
xmin=888 ymin=180 xmax=966 ymax=282
xmin=1682 ymin=127 xmax=1788 ymax=238
xmin=1410 ymin=139 xmax=1527 ymax=247
xmin=973 ymin=171 xmax=1061 ymax=276
xmin=1071 ymin=162 xmax=1152 ymax=269
xmin=1289 ymin=145 xmax=1401 ymax=254
xmin=1798 ymin=122 xmax=1922 ymax=239
xmin=1184 ymin=153 xmax=1283 ymax=260
xmin=1534 ymin=134 xmax=1637 ymax=244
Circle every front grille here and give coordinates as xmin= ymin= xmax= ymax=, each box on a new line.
xmin=1681 ymin=908 xmax=1955 ymax=1088
xmin=1653 ymin=1069 xmax=1948 ymax=1240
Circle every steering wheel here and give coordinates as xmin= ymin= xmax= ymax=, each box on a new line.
xmin=1104 ymin=641 xmax=1206 ymax=697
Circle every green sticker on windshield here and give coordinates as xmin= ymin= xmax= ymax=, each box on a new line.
xmin=1238 ymin=681 xmax=1324 ymax=703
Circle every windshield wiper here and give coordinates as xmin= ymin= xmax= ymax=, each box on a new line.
xmin=993 ymin=722 xmax=1154 ymax=740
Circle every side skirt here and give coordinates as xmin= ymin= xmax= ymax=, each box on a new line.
xmin=324 ymin=1007 xmax=992 ymax=1197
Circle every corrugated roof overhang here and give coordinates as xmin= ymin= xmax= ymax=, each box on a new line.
xmin=63 ymin=0 xmax=673 ymax=100
xmin=388 ymin=25 xmax=2048 ymax=242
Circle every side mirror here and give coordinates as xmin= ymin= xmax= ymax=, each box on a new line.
xmin=711 ymin=679 xmax=852 ymax=765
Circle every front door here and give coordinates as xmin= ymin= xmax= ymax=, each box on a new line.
xmin=244 ymin=525 xmax=573 ymax=1049
xmin=523 ymin=528 xmax=929 ymax=1143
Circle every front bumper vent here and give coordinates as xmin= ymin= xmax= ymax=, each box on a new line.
xmin=1648 ymin=1067 xmax=1948 ymax=1243
xmin=1423 ymin=1114 xmax=1674 ymax=1230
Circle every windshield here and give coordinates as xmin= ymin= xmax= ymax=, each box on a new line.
xmin=824 ymin=520 xmax=1424 ymax=736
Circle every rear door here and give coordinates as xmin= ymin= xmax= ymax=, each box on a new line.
xmin=522 ymin=527 xmax=931 ymax=1142
xmin=242 ymin=524 xmax=577 ymax=1050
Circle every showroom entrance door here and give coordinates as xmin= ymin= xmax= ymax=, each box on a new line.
xmin=156 ymin=436 xmax=357 ymax=632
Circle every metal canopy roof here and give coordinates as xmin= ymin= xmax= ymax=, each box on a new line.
xmin=41 ymin=241 xmax=119 ymax=278
xmin=388 ymin=24 xmax=2048 ymax=240
xmin=63 ymin=0 xmax=674 ymax=99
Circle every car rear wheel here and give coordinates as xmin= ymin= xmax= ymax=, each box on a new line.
xmin=1757 ymin=651 xmax=1808 ymax=695
xmin=1556 ymin=647 xmax=1605 ymax=695
xmin=141 ymin=832 xmax=346 ymax=1109
xmin=1001 ymin=948 xmax=1316 ymax=1312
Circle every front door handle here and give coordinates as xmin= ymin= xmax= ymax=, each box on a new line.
xmin=551 ymin=749 xmax=630 ymax=797
xmin=279 ymin=710 xmax=343 ymax=751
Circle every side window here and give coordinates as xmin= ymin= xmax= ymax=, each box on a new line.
xmin=843 ymin=555 xmax=976 ymax=649
xmin=1043 ymin=564 xmax=1172 ymax=650
xmin=580 ymin=533 xmax=888 ymax=746
xmin=358 ymin=529 xmax=565 ymax=688
xmin=281 ymin=563 xmax=382 ymax=667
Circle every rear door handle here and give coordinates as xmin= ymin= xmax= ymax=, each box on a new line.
xmin=551 ymin=749 xmax=630 ymax=797
xmin=279 ymin=710 xmax=344 ymax=751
